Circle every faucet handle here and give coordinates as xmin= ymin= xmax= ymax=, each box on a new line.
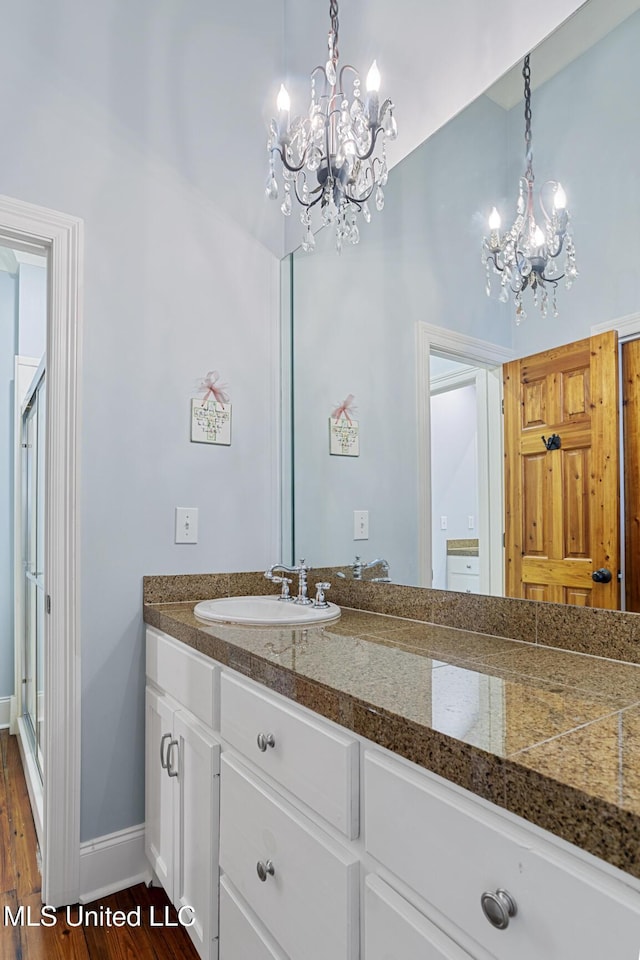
xmin=313 ymin=582 xmax=331 ymax=608
xmin=270 ymin=575 xmax=293 ymax=601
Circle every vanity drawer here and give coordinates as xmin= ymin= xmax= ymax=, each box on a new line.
xmin=220 ymin=876 xmax=287 ymax=960
xmin=446 ymin=555 xmax=479 ymax=576
xmin=146 ymin=627 xmax=218 ymax=729
xmin=446 ymin=572 xmax=480 ymax=595
xmin=220 ymin=672 xmax=359 ymax=838
xmin=365 ymin=875 xmax=472 ymax=960
xmin=364 ymin=751 xmax=640 ymax=960
xmin=220 ymin=753 xmax=359 ymax=960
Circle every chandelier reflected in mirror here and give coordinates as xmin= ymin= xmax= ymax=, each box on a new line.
xmin=482 ymin=55 xmax=578 ymax=324
xmin=266 ymin=0 xmax=397 ymax=253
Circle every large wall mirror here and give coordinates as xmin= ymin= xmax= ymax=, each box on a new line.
xmin=284 ymin=0 xmax=640 ymax=609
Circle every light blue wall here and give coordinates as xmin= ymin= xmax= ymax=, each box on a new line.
xmin=431 ymin=383 xmax=479 ymax=590
xmin=292 ymin=94 xmax=508 ymax=585
xmin=0 ymin=0 xmax=284 ymax=842
xmin=18 ymin=263 xmax=46 ymax=358
xmin=508 ymin=11 xmax=640 ymax=357
xmin=0 ymin=272 xmax=18 ymax=699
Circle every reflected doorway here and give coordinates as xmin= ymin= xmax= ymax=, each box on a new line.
xmin=1 ymin=242 xmax=47 ymax=843
xmin=21 ymin=364 xmax=46 ymax=785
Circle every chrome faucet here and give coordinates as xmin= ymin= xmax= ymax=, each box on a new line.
xmin=265 ymin=559 xmax=312 ymax=605
xmin=337 ymin=556 xmax=391 ymax=582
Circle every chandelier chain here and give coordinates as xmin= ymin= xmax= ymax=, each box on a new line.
xmin=330 ymin=0 xmax=339 ymax=62
xmin=523 ymin=55 xmax=533 ymax=182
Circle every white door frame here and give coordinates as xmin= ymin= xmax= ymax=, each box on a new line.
xmin=416 ymin=322 xmax=513 ymax=592
xmin=2 ymin=194 xmax=83 ymax=907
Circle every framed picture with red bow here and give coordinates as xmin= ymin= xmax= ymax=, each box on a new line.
xmin=329 ymin=394 xmax=359 ymax=456
xmin=191 ymin=370 xmax=232 ymax=445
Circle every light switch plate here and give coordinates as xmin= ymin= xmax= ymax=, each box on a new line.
xmin=175 ymin=507 xmax=198 ymax=543
xmin=354 ymin=509 xmax=369 ymax=540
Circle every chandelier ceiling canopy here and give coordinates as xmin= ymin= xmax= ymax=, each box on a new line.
xmin=266 ymin=0 xmax=397 ymax=253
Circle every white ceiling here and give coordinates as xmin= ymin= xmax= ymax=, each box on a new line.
xmin=486 ymin=0 xmax=640 ymax=109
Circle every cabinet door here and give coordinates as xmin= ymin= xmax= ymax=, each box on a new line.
xmin=145 ymin=687 xmax=175 ymax=899
xmin=220 ymin=753 xmax=359 ymax=960
xmin=220 ymin=876 xmax=287 ymax=960
xmin=365 ymin=875 xmax=472 ymax=960
xmin=174 ymin=709 xmax=221 ymax=960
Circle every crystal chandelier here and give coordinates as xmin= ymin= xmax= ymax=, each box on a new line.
xmin=482 ymin=55 xmax=577 ymax=324
xmin=265 ymin=0 xmax=397 ymax=253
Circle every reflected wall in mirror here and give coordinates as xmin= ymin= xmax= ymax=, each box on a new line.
xmin=286 ymin=0 xmax=640 ymax=608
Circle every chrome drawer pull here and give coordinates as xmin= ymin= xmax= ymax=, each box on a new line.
xmin=256 ymin=859 xmax=275 ymax=882
xmin=160 ymin=732 xmax=171 ymax=769
xmin=257 ymin=732 xmax=276 ymax=752
xmin=166 ymin=739 xmax=179 ymax=778
xmin=481 ymin=889 xmax=517 ymax=929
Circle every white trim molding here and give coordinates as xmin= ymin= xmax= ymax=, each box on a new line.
xmin=0 ymin=696 xmax=11 ymax=729
xmin=592 ymin=311 xmax=640 ymax=339
xmin=79 ymin=824 xmax=150 ymax=904
xmin=416 ymin=322 xmax=511 ymax=590
xmin=0 ymin=194 xmax=84 ymax=908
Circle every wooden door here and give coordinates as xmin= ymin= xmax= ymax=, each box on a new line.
xmin=623 ymin=338 xmax=640 ymax=612
xmin=503 ymin=331 xmax=619 ymax=607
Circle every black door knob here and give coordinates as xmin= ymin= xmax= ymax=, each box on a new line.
xmin=591 ymin=568 xmax=612 ymax=583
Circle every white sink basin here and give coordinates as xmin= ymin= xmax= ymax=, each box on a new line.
xmin=193 ymin=595 xmax=341 ymax=626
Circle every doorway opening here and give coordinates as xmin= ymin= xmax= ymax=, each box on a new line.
xmin=0 ymin=195 xmax=82 ymax=907
xmin=1 ymin=242 xmax=48 ymax=842
xmin=416 ymin=322 xmax=511 ymax=594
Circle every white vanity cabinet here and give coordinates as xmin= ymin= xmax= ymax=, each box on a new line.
xmin=145 ymin=624 xmax=640 ymax=960
xmin=446 ymin=554 xmax=480 ymax=594
xmin=220 ymin=671 xmax=359 ymax=839
xmin=219 ymin=752 xmax=359 ymax=960
xmin=145 ymin=628 xmax=221 ymax=960
xmin=364 ymin=750 xmax=640 ymax=960
xmin=365 ymin=875 xmax=473 ymax=960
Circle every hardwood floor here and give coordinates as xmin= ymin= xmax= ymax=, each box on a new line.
xmin=0 ymin=730 xmax=200 ymax=960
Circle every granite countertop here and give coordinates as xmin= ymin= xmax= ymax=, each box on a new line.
xmin=143 ymin=599 xmax=640 ymax=880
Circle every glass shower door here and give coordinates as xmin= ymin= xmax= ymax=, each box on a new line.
xmin=22 ymin=371 xmax=45 ymax=778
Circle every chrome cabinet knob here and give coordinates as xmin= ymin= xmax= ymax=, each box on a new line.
xmin=256 ymin=859 xmax=275 ymax=882
xmin=481 ymin=889 xmax=517 ymax=929
xmin=256 ymin=732 xmax=276 ymax=752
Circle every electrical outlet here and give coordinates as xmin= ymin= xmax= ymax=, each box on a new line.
xmin=468 ymin=515 xmax=475 ymax=529
xmin=440 ymin=516 xmax=448 ymax=530
xmin=354 ymin=509 xmax=369 ymax=540
xmin=175 ymin=507 xmax=198 ymax=543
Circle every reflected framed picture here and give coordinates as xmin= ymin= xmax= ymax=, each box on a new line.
xmin=329 ymin=417 xmax=359 ymax=456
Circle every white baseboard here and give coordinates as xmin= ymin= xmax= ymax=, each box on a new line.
xmin=79 ymin=824 xmax=150 ymax=903
xmin=0 ymin=696 xmax=11 ymax=729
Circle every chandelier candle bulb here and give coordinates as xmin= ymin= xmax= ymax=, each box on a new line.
xmin=488 ymin=207 xmax=501 ymax=232
xmin=366 ymin=60 xmax=381 ymax=125
xmin=276 ymin=84 xmax=290 ymax=142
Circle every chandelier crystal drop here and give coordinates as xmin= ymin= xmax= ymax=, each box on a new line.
xmin=481 ymin=55 xmax=577 ymax=324
xmin=266 ymin=0 xmax=397 ymax=253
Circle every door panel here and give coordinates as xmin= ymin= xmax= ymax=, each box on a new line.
xmin=623 ymin=339 xmax=640 ymax=612
xmin=504 ymin=331 xmax=619 ymax=608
